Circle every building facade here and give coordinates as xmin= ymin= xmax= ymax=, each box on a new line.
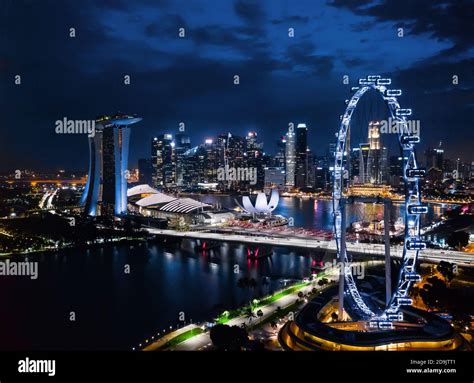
xmin=81 ymin=114 xmax=142 ymax=216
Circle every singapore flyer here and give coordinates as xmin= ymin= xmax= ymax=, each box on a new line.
xmin=332 ymin=75 xmax=426 ymax=326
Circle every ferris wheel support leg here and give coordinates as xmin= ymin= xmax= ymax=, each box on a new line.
xmin=338 ymin=199 xmax=347 ymax=321
xmin=384 ymin=198 xmax=392 ymax=306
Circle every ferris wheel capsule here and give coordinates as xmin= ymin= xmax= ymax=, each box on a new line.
xmin=396 ymin=108 xmax=412 ymax=116
xmin=377 ymin=78 xmax=391 ymax=85
xmin=404 ymin=273 xmax=422 ymax=282
xmin=401 ymin=135 xmax=420 ymax=144
xmin=405 ymin=168 xmax=426 ymax=178
xmin=386 ymin=89 xmax=402 ymax=97
xmin=377 ymin=321 xmax=394 ymax=329
xmin=387 ymin=312 xmax=404 ymax=321
xmin=406 ymin=238 xmax=426 ymax=250
xmin=408 ymin=204 xmax=428 ymax=214
xmin=396 ymin=297 xmax=413 ymax=306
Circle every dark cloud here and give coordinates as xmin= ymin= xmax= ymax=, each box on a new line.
xmin=330 ymin=0 xmax=474 ymax=60
xmin=234 ymin=0 xmax=265 ymax=24
xmin=285 ymin=42 xmax=334 ymax=75
xmin=272 ymin=15 xmax=310 ymax=25
xmin=145 ymin=14 xmax=188 ymax=37
xmin=0 ymin=0 xmax=472 ymax=171
xmin=350 ymin=20 xmax=375 ymax=32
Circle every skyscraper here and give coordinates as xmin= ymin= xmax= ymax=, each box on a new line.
xmin=152 ymin=134 xmax=175 ymax=188
xmin=245 ymin=131 xmax=264 ymax=189
xmin=367 ymin=121 xmax=381 ymax=184
xmin=274 ymin=136 xmax=286 ymax=168
xmin=285 ymin=127 xmax=296 ymax=187
xmin=425 ymin=145 xmax=444 ymax=171
xmin=81 ymin=113 xmax=142 ymax=216
xmin=138 ymin=158 xmax=153 ymax=185
xmin=295 ymin=123 xmax=308 ymax=188
xmin=174 ymin=132 xmax=191 ymax=186
xmin=360 ymin=121 xmax=389 ymax=185
xmin=358 ymin=143 xmax=370 ymax=184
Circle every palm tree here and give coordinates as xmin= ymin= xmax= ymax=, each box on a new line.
xmin=244 ymin=307 xmax=257 ymax=322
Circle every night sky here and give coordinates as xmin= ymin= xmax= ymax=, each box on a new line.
xmin=1 ymin=0 xmax=473 ymax=172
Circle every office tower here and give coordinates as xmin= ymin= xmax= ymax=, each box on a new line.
xmin=246 ymin=131 xmax=262 ymax=153
xmin=152 ymin=134 xmax=175 ymax=188
xmin=81 ymin=113 xmax=142 ymax=216
xmin=274 ymin=136 xmax=286 ymax=168
xmin=380 ymin=146 xmax=389 ymax=183
xmin=306 ymin=148 xmax=316 ymax=189
xmin=425 ymin=144 xmax=444 ymax=171
xmin=174 ymin=132 xmax=191 ymax=186
xmin=389 ymin=155 xmax=403 ymax=187
xmin=367 ymin=121 xmax=382 ymax=184
xmin=359 ymin=143 xmax=370 ymax=184
xmin=425 ymin=148 xmax=435 ymax=169
xmin=295 ymin=123 xmax=308 ymax=188
xmin=181 ymin=146 xmax=199 ymax=187
xmin=436 ymin=148 xmax=444 ymax=171
xmin=264 ymin=166 xmax=285 ymax=188
xmin=314 ymin=156 xmax=327 ymax=189
xmin=216 ymin=134 xmax=229 ymax=169
xmin=227 ymin=134 xmax=246 ymax=168
xmin=350 ymin=148 xmax=361 ymax=184
xmin=245 ymin=132 xmax=264 ymax=189
xmin=285 ymin=128 xmax=296 ymax=187
xmin=203 ymin=138 xmax=219 ymax=184
xmin=327 ymin=142 xmax=337 ymax=166
xmin=138 ymin=158 xmax=153 ymax=185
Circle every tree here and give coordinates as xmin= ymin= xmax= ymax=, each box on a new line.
xmin=297 ymin=291 xmax=304 ymax=299
xmin=437 ymin=261 xmax=456 ymax=282
xmin=210 ymin=324 xmax=248 ymax=351
xmin=318 ymin=278 xmax=329 ymax=287
xmin=256 ymin=309 xmax=263 ymax=318
xmin=447 ymin=231 xmax=469 ymax=250
xmin=244 ymin=307 xmax=257 ymax=322
xmin=419 ymin=276 xmax=450 ymax=310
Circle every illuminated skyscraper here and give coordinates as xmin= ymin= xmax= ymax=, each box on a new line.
xmin=80 ymin=113 xmax=142 ymax=216
xmin=174 ymin=132 xmax=191 ymax=186
xmin=285 ymin=127 xmax=296 ymax=187
xmin=275 ymin=136 xmax=286 ymax=168
xmin=152 ymin=134 xmax=175 ymax=188
xmin=358 ymin=143 xmax=370 ymax=184
xmin=295 ymin=123 xmax=308 ymax=188
xmin=364 ymin=121 xmax=388 ymax=184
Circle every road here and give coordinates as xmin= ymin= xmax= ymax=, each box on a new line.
xmin=145 ymin=228 xmax=474 ymax=267
xmin=168 ymin=281 xmax=329 ymax=351
xmin=141 ymin=324 xmax=199 ymax=351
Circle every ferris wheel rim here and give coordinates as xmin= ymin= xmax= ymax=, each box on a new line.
xmin=332 ymin=77 xmax=424 ymax=323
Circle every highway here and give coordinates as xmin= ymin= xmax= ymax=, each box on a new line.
xmin=145 ymin=227 xmax=474 ymax=267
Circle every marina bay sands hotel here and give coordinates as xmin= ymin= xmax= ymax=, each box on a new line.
xmin=80 ymin=113 xmax=142 ymax=216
